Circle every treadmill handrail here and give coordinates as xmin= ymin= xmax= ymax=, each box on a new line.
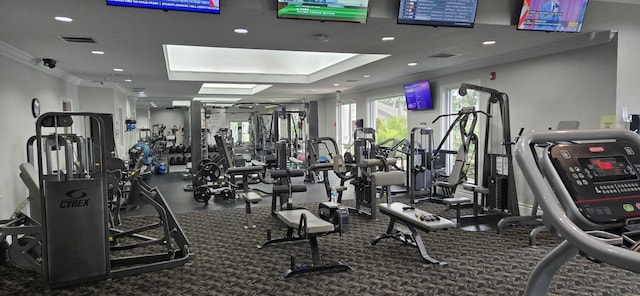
xmin=515 ymin=128 xmax=640 ymax=273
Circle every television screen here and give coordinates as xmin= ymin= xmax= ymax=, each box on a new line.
xmin=106 ymin=0 xmax=220 ymax=14
xmin=277 ymin=1 xmax=369 ymax=24
xmin=397 ymin=0 xmax=478 ymax=28
xmin=517 ymin=0 xmax=589 ymax=32
xmin=404 ymin=80 xmax=433 ymax=111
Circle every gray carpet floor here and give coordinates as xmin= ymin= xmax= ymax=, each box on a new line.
xmin=2 ymin=195 xmax=640 ymax=295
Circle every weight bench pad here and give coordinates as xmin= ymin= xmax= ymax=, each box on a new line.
xmin=442 ymin=197 xmax=471 ymax=205
xmin=289 ymin=157 xmax=303 ymax=164
xmin=227 ymin=165 xmax=264 ymax=175
xmin=462 ymin=184 xmax=489 ymax=195
xmin=276 ymin=209 xmax=335 ymax=234
xmin=243 ymin=192 xmax=262 ymax=203
xmin=360 ymin=158 xmax=398 ymax=168
xmin=379 ymin=203 xmax=455 ymax=231
xmin=307 ymin=162 xmax=334 ymax=171
xmin=371 ymin=171 xmax=405 ymax=187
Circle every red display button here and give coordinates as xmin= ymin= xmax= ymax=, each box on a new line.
xmin=589 ymin=147 xmax=605 ymax=153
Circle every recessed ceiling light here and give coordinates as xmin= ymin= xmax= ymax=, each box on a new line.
xmin=113 ymin=68 xmax=124 ymax=72
xmin=363 ymin=74 xmax=371 ymax=78
xmin=91 ymin=50 xmax=105 ymax=55
xmin=124 ymin=79 xmax=132 ymax=82
xmin=483 ymin=40 xmax=497 ymax=45
xmin=234 ymin=28 xmax=248 ymax=34
xmin=333 ymin=83 xmax=340 ymax=86
xmin=54 ymin=16 xmax=73 ymax=22
xmin=408 ymin=62 xmax=418 ymax=66
xmin=381 ymin=36 xmax=395 ymax=41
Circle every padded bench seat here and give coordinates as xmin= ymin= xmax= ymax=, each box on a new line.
xmin=226 ymin=165 xmax=264 ymax=175
xmin=462 ymin=184 xmax=489 ymax=195
xmin=243 ymin=191 xmax=262 ymax=204
xmin=442 ymin=197 xmax=471 ymax=205
xmin=371 ymin=171 xmax=405 ymax=187
xmin=373 ymin=202 xmax=455 ymax=265
xmin=359 ymin=158 xmax=398 ymax=168
xmin=379 ymin=203 xmax=455 ymax=232
xmin=307 ymin=162 xmax=334 ymax=171
xmin=276 ymin=209 xmax=335 ymax=234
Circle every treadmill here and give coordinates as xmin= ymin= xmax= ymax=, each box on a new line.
xmin=516 ymin=128 xmax=640 ymax=296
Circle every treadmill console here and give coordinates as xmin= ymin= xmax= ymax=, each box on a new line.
xmin=548 ymin=141 xmax=640 ymax=224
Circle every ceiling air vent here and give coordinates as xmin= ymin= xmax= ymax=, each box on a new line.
xmin=345 ymin=79 xmax=360 ymax=83
xmin=59 ymin=36 xmax=97 ymax=43
xmin=132 ymin=88 xmax=146 ymax=93
xmin=429 ymin=52 xmax=460 ymax=58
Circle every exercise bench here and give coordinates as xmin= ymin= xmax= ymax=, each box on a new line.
xmin=372 ymin=202 xmax=455 ymax=265
xmin=259 ymin=169 xmax=352 ymax=278
xmin=226 ymin=165 xmax=266 ymax=229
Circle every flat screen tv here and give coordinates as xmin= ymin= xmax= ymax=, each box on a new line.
xmin=397 ymin=0 xmax=478 ymax=28
xmin=277 ymin=1 xmax=370 ymax=24
xmin=106 ymin=0 xmax=220 ymax=14
xmin=404 ymin=80 xmax=433 ymax=111
xmin=517 ymin=0 xmax=589 ymax=32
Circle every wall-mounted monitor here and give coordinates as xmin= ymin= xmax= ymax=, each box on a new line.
xmin=517 ymin=0 xmax=589 ymax=32
xmin=397 ymin=0 xmax=478 ymax=28
xmin=404 ymin=80 xmax=434 ymax=111
xmin=106 ymin=0 xmax=220 ymax=14
xmin=277 ymin=1 xmax=370 ymax=24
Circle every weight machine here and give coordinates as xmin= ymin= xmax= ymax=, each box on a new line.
xmin=1 ymin=112 xmax=190 ymax=291
xmin=459 ymin=83 xmax=523 ymax=232
xmin=407 ymin=127 xmax=434 ymax=204
xmin=432 ymin=106 xmax=485 ymax=202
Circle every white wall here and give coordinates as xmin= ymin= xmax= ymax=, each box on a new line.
xmin=136 ymin=107 xmax=150 ymax=129
xmin=582 ymin=2 xmax=640 ymax=127
xmin=0 ymin=54 xmax=79 ymax=218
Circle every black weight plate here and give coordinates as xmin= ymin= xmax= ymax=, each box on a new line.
xmin=193 ymin=186 xmax=211 ymax=203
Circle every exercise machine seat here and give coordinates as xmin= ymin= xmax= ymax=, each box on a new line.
xmin=359 ymin=158 xmax=398 ymax=168
xmin=19 ymin=163 xmax=40 ymax=198
xmin=272 ymin=185 xmax=307 ymax=194
xmin=307 ymin=162 xmax=334 ymax=171
xmin=243 ymin=191 xmax=262 ymax=204
xmin=462 ymin=184 xmax=489 ymax=195
xmin=276 ymin=209 xmax=335 ymax=234
xmin=226 ymin=165 xmax=264 ymax=175
xmin=371 ymin=171 xmax=405 ymax=187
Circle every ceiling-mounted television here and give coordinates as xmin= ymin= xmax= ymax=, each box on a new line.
xmin=106 ymin=0 xmax=220 ymax=14
xmin=517 ymin=0 xmax=589 ymax=32
xmin=277 ymin=1 xmax=370 ymax=24
xmin=404 ymin=80 xmax=433 ymax=111
xmin=397 ymin=0 xmax=478 ymax=28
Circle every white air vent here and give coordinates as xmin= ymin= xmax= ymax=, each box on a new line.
xmin=429 ymin=52 xmax=461 ymax=58
xmin=59 ymin=36 xmax=97 ymax=43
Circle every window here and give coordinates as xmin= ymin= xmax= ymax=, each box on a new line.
xmin=229 ymin=121 xmax=249 ymax=145
xmin=370 ymin=96 xmax=407 ymax=143
xmin=337 ymin=102 xmax=356 ymax=155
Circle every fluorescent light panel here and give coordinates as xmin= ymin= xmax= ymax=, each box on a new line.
xmin=203 ymin=103 xmax=235 ymax=107
xmin=193 ymin=97 xmax=243 ymax=102
xmin=198 ymin=83 xmax=272 ymax=95
xmin=172 ymin=100 xmax=191 ymax=107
